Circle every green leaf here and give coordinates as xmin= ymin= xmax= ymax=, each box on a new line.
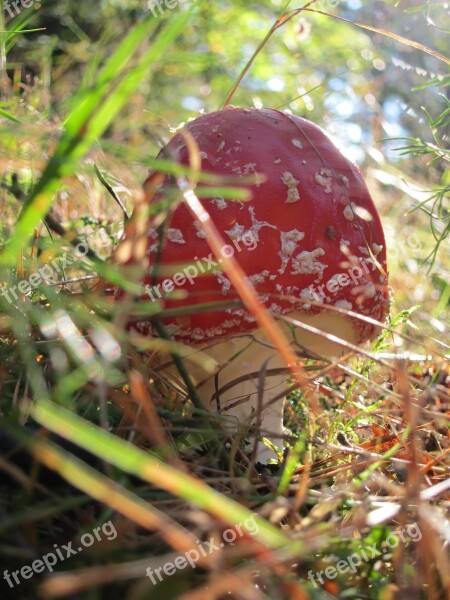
xmin=0 ymin=7 xmax=194 ymax=267
xmin=0 ymin=107 xmax=21 ymax=122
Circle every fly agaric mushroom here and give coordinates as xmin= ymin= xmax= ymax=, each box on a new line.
xmin=133 ymin=107 xmax=389 ymax=462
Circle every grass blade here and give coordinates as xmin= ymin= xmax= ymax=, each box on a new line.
xmin=31 ymin=398 xmax=303 ymax=553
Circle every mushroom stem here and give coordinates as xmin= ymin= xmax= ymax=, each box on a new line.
xmin=187 ymin=309 xmax=363 ymax=462
xmin=196 ymin=335 xmax=287 ymax=462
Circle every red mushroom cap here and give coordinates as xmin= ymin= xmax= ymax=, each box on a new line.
xmin=135 ymin=107 xmax=389 ymax=349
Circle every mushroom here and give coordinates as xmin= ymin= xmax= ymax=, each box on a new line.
xmin=133 ymin=107 xmax=389 ymax=462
